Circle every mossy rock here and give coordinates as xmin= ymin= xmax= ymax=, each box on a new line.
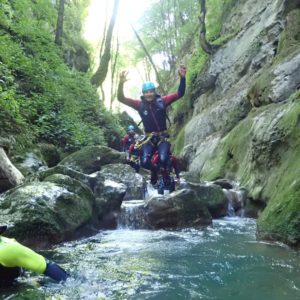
xmin=201 ymin=94 xmax=300 ymax=245
xmin=0 ymin=180 xmax=94 ymax=247
xmin=43 ymin=173 xmax=94 ymax=203
xmin=38 ymin=143 xmax=61 ymax=167
xmin=59 ymin=145 xmax=126 ymax=174
xmin=146 ymin=189 xmax=212 ymax=229
xmin=183 ymin=182 xmax=228 ymax=218
xmin=257 ymin=96 xmax=300 ymax=246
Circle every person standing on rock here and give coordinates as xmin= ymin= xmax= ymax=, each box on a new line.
xmin=117 ymin=65 xmax=186 ymax=185
xmin=121 ymin=124 xmax=137 ymax=153
xmin=0 ymin=225 xmax=68 ymax=285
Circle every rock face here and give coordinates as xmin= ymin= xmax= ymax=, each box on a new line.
xmin=175 ymin=0 xmax=300 ymax=246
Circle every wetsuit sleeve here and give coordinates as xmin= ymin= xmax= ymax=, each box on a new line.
xmin=44 ymin=260 xmax=68 ymax=282
xmin=163 ymin=77 xmax=186 ymax=106
xmin=0 ymin=237 xmax=46 ymax=273
xmin=117 ymin=82 xmax=141 ymax=110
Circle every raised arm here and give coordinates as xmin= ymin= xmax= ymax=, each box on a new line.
xmin=117 ymin=71 xmax=141 ymax=110
xmin=163 ymin=65 xmax=187 ymax=106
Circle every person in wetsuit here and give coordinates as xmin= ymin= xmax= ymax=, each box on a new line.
xmin=0 ymin=225 xmax=68 ymax=285
xmin=117 ymin=65 xmax=186 ymax=184
xmin=121 ymin=125 xmax=137 ymax=153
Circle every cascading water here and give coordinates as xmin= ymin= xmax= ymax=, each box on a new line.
xmin=222 ymin=185 xmax=247 ymax=217
xmin=117 ymin=181 xmax=158 ymax=229
xmin=117 ymin=200 xmax=146 ymax=229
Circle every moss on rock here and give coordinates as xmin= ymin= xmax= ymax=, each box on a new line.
xmin=59 ymin=145 xmax=126 ymax=174
xmin=201 ymin=93 xmax=300 ymax=245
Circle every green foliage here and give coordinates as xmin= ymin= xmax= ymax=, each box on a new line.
xmin=0 ymin=0 xmax=122 ymax=153
xmin=206 ymin=0 xmax=224 ymax=40
xmin=134 ymin=0 xmax=200 ymax=71
xmin=186 ymin=48 xmax=209 ymax=86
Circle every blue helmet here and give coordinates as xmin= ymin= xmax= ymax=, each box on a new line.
xmin=142 ymin=82 xmax=155 ymax=92
xmin=128 ymin=125 xmax=134 ymax=131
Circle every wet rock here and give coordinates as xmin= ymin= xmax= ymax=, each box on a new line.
xmin=0 ymin=180 xmax=94 ymax=247
xmin=145 ymin=189 xmax=212 ymax=229
xmin=213 ymin=178 xmax=234 ymax=189
xmin=94 ymin=179 xmax=126 ymax=221
xmin=59 ymin=145 xmax=126 ymax=174
xmin=182 ymin=182 xmax=228 ymax=218
xmin=97 ymin=163 xmax=145 ymax=200
xmin=14 ymin=151 xmax=47 ymax=176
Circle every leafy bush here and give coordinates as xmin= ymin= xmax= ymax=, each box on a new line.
xmin=0 ymin=0 xmax=122 ymax=153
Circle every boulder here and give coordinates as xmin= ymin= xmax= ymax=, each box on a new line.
xmin=59 ymin=145 xmax=126 ymax=174
xmin=145 ymin=189 xmax=212 ymax=229
xmin=182 ymin=182 xmax=228 ymax=218
xmin=0 ymin=179 xmax=94 ymax=247
xmin=98 ymin=164 xmax=145 ymax=200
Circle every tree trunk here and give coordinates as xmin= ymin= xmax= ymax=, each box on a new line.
xmin=0 ymin=147 xmax=24 ymax=191
xmin=55 ymin=0 xmax=65 ymax=46
xmin=91 ymin=0 xmax=120 ymax=87
xmin=131 ymin=25 xmax=166 ymax=94
xmin=110 ymin=36 xmax=119 ymax=110
xmin=96 ymin=0 xmax=109 ymax=57
xmin=198 ymin=0 xmax=214 ymax=54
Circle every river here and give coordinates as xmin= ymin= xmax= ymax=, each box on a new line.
xmin=1 ymin=216 xmax=299 ymax=299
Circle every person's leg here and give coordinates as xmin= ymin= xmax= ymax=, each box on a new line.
xmin=140 ymin=142 xmax=158 ymax=184
xmin=157 ymin=140 xmax=171 ymax=169
xmin=140 ymin=142 xmax=154 ymax=170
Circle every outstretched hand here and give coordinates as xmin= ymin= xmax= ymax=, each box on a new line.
xmin=178 ymin=64 xmax=187 ymax=78
xmin=119 ymin=70 xmax=129 ymax=84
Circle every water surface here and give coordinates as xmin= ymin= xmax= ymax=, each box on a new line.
xmin=1 ymin=218 xmax=299 ymax=299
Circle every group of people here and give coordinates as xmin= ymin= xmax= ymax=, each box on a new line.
xmin=0 ymin=65 xmax=186 ymax=286
xmin=119 ymin=64 xmax=186 ymax=185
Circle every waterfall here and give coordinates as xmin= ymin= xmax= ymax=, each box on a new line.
xmin=117 ymin=200 xmax=147 ymax=229
xmin=223 ymin=188 xmax=246 ymax=217
xmin=223 ymin=189 xmax=236 ymax=217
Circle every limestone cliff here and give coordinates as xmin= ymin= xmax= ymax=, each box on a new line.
xmin=176 ymin=0 xmax=300 ymax=246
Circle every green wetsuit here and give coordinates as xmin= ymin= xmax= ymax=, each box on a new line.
xmin=0 ymin=236 xmax=46 ymax=273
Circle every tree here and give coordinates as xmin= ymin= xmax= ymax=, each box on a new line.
xmin=55 ymin=0 xmax=65 ymax=46
xmin=0 ymin=138 xmax=24 ymax=190
xmin=131 ymin=0 xmax=200 ymax=73
xmin=131 ymin=24 xmax=166 ymax=94
xmin=109 ymin=36 xmax=120 ymax=110
xmin=91 ymin=0 xmax=120 ymax=87
xmin=198 ymin=0 xmax=219 ymax=54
